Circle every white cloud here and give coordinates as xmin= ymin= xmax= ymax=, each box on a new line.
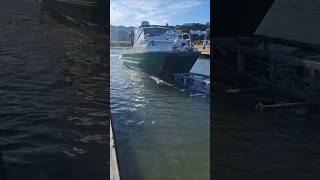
xmin=110 ymin=0 xmax=203 ymax=26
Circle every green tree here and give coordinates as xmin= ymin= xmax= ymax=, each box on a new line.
xmin=205 ymin=29 xmax=210 ymax=40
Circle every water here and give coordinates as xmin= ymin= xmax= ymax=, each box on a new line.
xmin=0 ymin=1 xmax=108 ymax=179
xmin=214 ymin=92 xmax=320 ymax=179
xmin=110 ymin=48 xmax=210 ymax=180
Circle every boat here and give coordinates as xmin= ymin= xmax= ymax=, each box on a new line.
xmin=41 ymin=0 xmax=107 ymax=32
xmin=121 ymin=21 xmax=201 ymax=77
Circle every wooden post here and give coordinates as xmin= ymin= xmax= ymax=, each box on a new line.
xmin=174 ymin=74 xmax=178 ymax=81
xmin=183 ymin=77 xmax=187 ymax=85
xmin=263 ymin=37 xmax=276 ymax=83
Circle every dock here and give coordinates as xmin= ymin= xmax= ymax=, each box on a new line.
xmin=214 ymin=34 xmax=320 ymax=108
xmin=193 ymin=44 xmax=210 ymax=56
xmin=110 ymin=123 xmax=120 ymax=180
xmin=201 ymin=51 xmax=210 ymax=55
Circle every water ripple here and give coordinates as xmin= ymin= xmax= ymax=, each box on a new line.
xmin=0 ymin=1 xmax=108 ymax=179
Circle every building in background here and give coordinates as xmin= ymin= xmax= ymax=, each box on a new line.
xmin=182 ymin=23 xmax=197 ymax=26
xmin=189 ymin=30 xmax=207 ymax=36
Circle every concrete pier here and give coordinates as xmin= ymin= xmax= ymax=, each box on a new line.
xmin=110 ymin=123 xmax=120 ymax=180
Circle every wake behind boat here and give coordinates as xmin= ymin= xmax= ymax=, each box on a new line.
xmin=121 ymin=21 xmax=201 ymax=77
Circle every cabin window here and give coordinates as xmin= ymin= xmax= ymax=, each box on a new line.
xmin=182 ymin=34 xmax=189 ymax=39
xmin=144 ymin=28 xmax=170 ymax=37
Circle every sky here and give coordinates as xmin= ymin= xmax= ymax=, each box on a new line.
xmin=110 ymin=0 xmax=210 ymax=26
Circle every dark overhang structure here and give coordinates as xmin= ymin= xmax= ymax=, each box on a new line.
xmin=213 ymin=0 xmax=275 ymax=37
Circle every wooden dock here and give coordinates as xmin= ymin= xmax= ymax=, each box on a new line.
xmin=214 ymin=35 xmax=320 ymax=107
xmin=110 ymin=123 xmax=120 ymax=180
xmin=194 ymin=44 xmax=210 ymax=56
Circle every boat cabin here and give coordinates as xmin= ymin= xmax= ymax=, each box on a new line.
xmin=128 ymin=21 xmax=178 ymax=47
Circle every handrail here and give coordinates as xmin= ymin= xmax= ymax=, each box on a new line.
xmin=254 ymin=35 xmax=320 ymax=51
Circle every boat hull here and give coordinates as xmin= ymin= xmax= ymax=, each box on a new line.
xmin=121 ymin=51 xmax=200 ymax=76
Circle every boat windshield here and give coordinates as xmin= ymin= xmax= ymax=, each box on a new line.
xmin=179 ymin=34 xmax=190 ymax=39
xmin=144 ymin=28 xmax=171 ymax=37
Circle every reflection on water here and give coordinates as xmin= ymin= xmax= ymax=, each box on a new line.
xmin=0 ymin=1 xmax=108 ymax=179
xmin=214 ymin=92 xmax=320 ymax=179
xmin=111 ymin=48 xmax=210 ymax=180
